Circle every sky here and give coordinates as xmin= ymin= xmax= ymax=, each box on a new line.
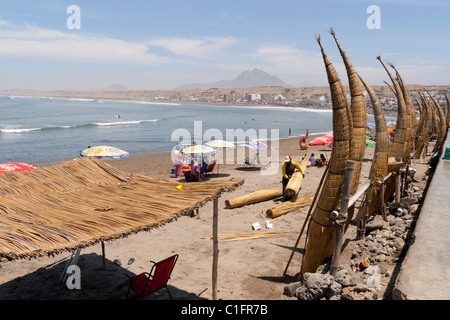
xmin=0 ymin=0 xmax=448 ymax=91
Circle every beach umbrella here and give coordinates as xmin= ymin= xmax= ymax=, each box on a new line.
xmin=365 ymin=139 xmax=376 ymax=148
xmin=386 ymin=120 xmax=397 ymax=128
xmin=0 ymin=162 xmax=36 ymax=175
xmin=80 ymin=145 xmax=130 ymax=159
xmin=205 ymin=140 xmax=236 ymax=150
xmin=239 ymin=141 xmax=271 ymax=150
xmin=366 ymin=122 xmax=375 ymax=129
xmin=204 ymin=140 xmax=235 ymax=175
xmin=182 ymin=145 xmax=216 ymax=155
xmin=308 ymin=135 xmax=334 ymax=146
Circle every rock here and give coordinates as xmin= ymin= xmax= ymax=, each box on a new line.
xmin=366 ymin=220 xmax=384 ymax=232
xmin=284 ymin=281 xmax=302 ymax=297
xmin=340 ymin=292 xmax=354 ymax=300
xmin=296 ymin=273 xmax=335 ymax=300
xmin=359 ymin=260 xmax=370 ymax=271
xmin=355 ymin=283 xmax=369 ymax=293
xmin=326 ymin=281 xmax=342 ymax=300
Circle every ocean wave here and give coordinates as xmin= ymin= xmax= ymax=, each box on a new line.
xmin=0 ymin=119 xmax=159 ymax=133
xmin=93 ymin=119 xmax=159 ymax=126
xmin=0 ymin=128 xmax=41 ymax=133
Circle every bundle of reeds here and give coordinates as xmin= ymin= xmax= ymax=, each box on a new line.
xmin=224 ymin=189 xmax=283 ymax=209
xmin=266 ymin=193 xmax=314 ymax=219
xmin=355 ymin=75 xmax=390 ymax=221
xmin=445 ymin=95 xmax=450 ymax=128
xmin=377 ymin=57 xmax=409 ymax=164
xmin=210 ymin=231 xmax=296 ymax=242
xmin=393 ymin=66 xmax=416 ymax=155
xmin=0 ymin=158 xmax=244 ymax=261
xmin=300 ymin=35 xmax=351 ymax=277
xmin=426 ymin=90 xmax=447 ymax=152
xmin=284 ymin=156 xmax=309 ymax=198
xmin=415 ymin=93 xmax=433 ymax=159
xmin=330 ymin=29 xmax=366 ymax=198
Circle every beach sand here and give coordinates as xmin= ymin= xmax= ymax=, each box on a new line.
xmin=0 ymin=135 xmax=430 ymax=300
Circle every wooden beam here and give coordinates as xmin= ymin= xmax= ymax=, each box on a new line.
xmin=212 ymin=198 xmax=219 ymax=300
xmin=330 ymin=161 xmax=354 ymax=277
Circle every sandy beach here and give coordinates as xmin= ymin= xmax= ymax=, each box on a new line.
xmin=0 ymin=134 xmax=431 ymax=301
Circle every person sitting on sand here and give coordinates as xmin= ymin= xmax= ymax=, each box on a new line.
xmin=309 ymin=153 xmax=316 ymax=166
xmin=281 ymin=155 xmax=305 ymax=201
xmin=316 ymin=154 xmax=327 ymax=167
xmin=182 ymin=164 xmax=200 ymax=182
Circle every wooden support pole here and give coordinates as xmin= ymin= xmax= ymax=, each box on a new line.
xmin=101 ymin=241 xmax=106 ymax=270
xmin=212 ymin=198 xmax=219 ymax=300
xmin=381 ymin=175 xmax=387 ymax=221
xmin=395 ymin=159 xmax=402 ymax=203
xmin=330 ymin=161 xmax=354 ymax=278
xmin=357 ymin=182 xmax=373 ymax=240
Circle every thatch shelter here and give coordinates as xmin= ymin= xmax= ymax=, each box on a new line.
xmin=0 ymin=157 xmax=243 ymax=262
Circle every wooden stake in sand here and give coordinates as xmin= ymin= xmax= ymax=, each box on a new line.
xmin=224 ymin=189 xmax=282 ymax=209
xmin=212 ymin=198 xmax=218 ymax=300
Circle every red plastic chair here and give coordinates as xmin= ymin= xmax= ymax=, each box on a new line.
xmin=125 ymin=254 xmax=179 ymax=299
xmin=205 ymin=160 xmax=216 ymax=174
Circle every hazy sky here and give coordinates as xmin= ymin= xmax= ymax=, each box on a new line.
xmin=0 ymin=0 xmax=448 ymax=90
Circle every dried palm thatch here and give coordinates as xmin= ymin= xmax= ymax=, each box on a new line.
xmin=0 ymin=157 xmax=243 ymax=261
xmin=284 ymin=156 xmax=309 ymax=198
xmin=393 ymin=65 xmax=417 ymax=154
xmin=425 ymin=89 xmax=447 ymax=152
xmin=330 ymin=28 xmax=366 ymax=198
xmin=377 ymin=57 xmax=409 ymax=164
xmin=266 ymin=193 xmax=314 ymax=219
xmin=300 ymin=35 xmax=351 ymax=277
xmin=224 ymin=189 xmax=282 ymax=209
xmin=355 ymin=75 xmax=390 ymax=221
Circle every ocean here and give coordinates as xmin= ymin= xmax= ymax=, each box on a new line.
xmin=0 ymin=94 xmax=373 ymax=165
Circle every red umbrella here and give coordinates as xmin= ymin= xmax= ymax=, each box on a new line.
xmin=308 ymin=135 xmax=334 ymax=146
xmin=0 ymin=162 xmax=36 ymax=175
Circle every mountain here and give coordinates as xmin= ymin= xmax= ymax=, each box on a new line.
xmin=100 ymin=84 xmax=129 ymax=91
xmin=175 ymin=68 xmax=292 ymax=90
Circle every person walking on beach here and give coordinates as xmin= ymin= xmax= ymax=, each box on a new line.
xmin=171 ymin=145 xmax=184 ymax=178
xmin=281 ymin=155 xmax=305 ymax=201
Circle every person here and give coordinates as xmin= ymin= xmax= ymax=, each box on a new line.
xmin=182 ymin=164 xmax=200 ymax=182
xmin=309 ymin=153 xmax=316 ymax=166
xmin=306 ymin=129 xmax=309 ymax=137
xmin=299 ymin=135 xmax=308 ymax=150
xmin=316 ymin=154 xmax=327 ymax=167
xmin=281 ymin=155 xmax=305 ymax=201
xmin=171 ymin=145 xmax=184 ymax=178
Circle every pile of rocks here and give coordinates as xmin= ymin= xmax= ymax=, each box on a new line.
xmin=284 ymin=191 xmax=422 ymax=300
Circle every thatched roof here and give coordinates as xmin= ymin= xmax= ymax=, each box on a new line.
xmin=0 ymin=157 xmax=243 ymax=261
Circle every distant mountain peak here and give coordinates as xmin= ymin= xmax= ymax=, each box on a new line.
xmin=175 ymin=69 xmax=291 ymax=90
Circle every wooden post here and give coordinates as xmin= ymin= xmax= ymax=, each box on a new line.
xmin=212 ymin=198 xmax=219 ymax=300
xmin=101 ymin=241 xmax=106 ymax=270
xmin=381 ymin=175 xmax=387 ymax=221
xmin=357 ymin=182 xmax=373 ymax=240
xmin=330 ymin=161 xmax=354 ymax=277
xmin=395 ymin=159 xmax=402 ymax=203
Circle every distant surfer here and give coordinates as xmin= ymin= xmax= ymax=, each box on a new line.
xmin=116 ymin=114 xmax=120 ymax=119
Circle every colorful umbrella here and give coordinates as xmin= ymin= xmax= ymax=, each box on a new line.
xmin=366 ymin=122 xmax=375 ymax=129
xmin=80 ymin=145 xmax=130 ymax=159
xmin=239 ymin=141 xmax=271 ymax=150
xmin=182 ymin=145 xmax=216 ymax=155
xmin=308 ymin=135 xmax=334 ymax=146
xmin=205 ymin=140 xmax=236 ymax=150
xmin=0 ymin=162 xmax=36 ymax=175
